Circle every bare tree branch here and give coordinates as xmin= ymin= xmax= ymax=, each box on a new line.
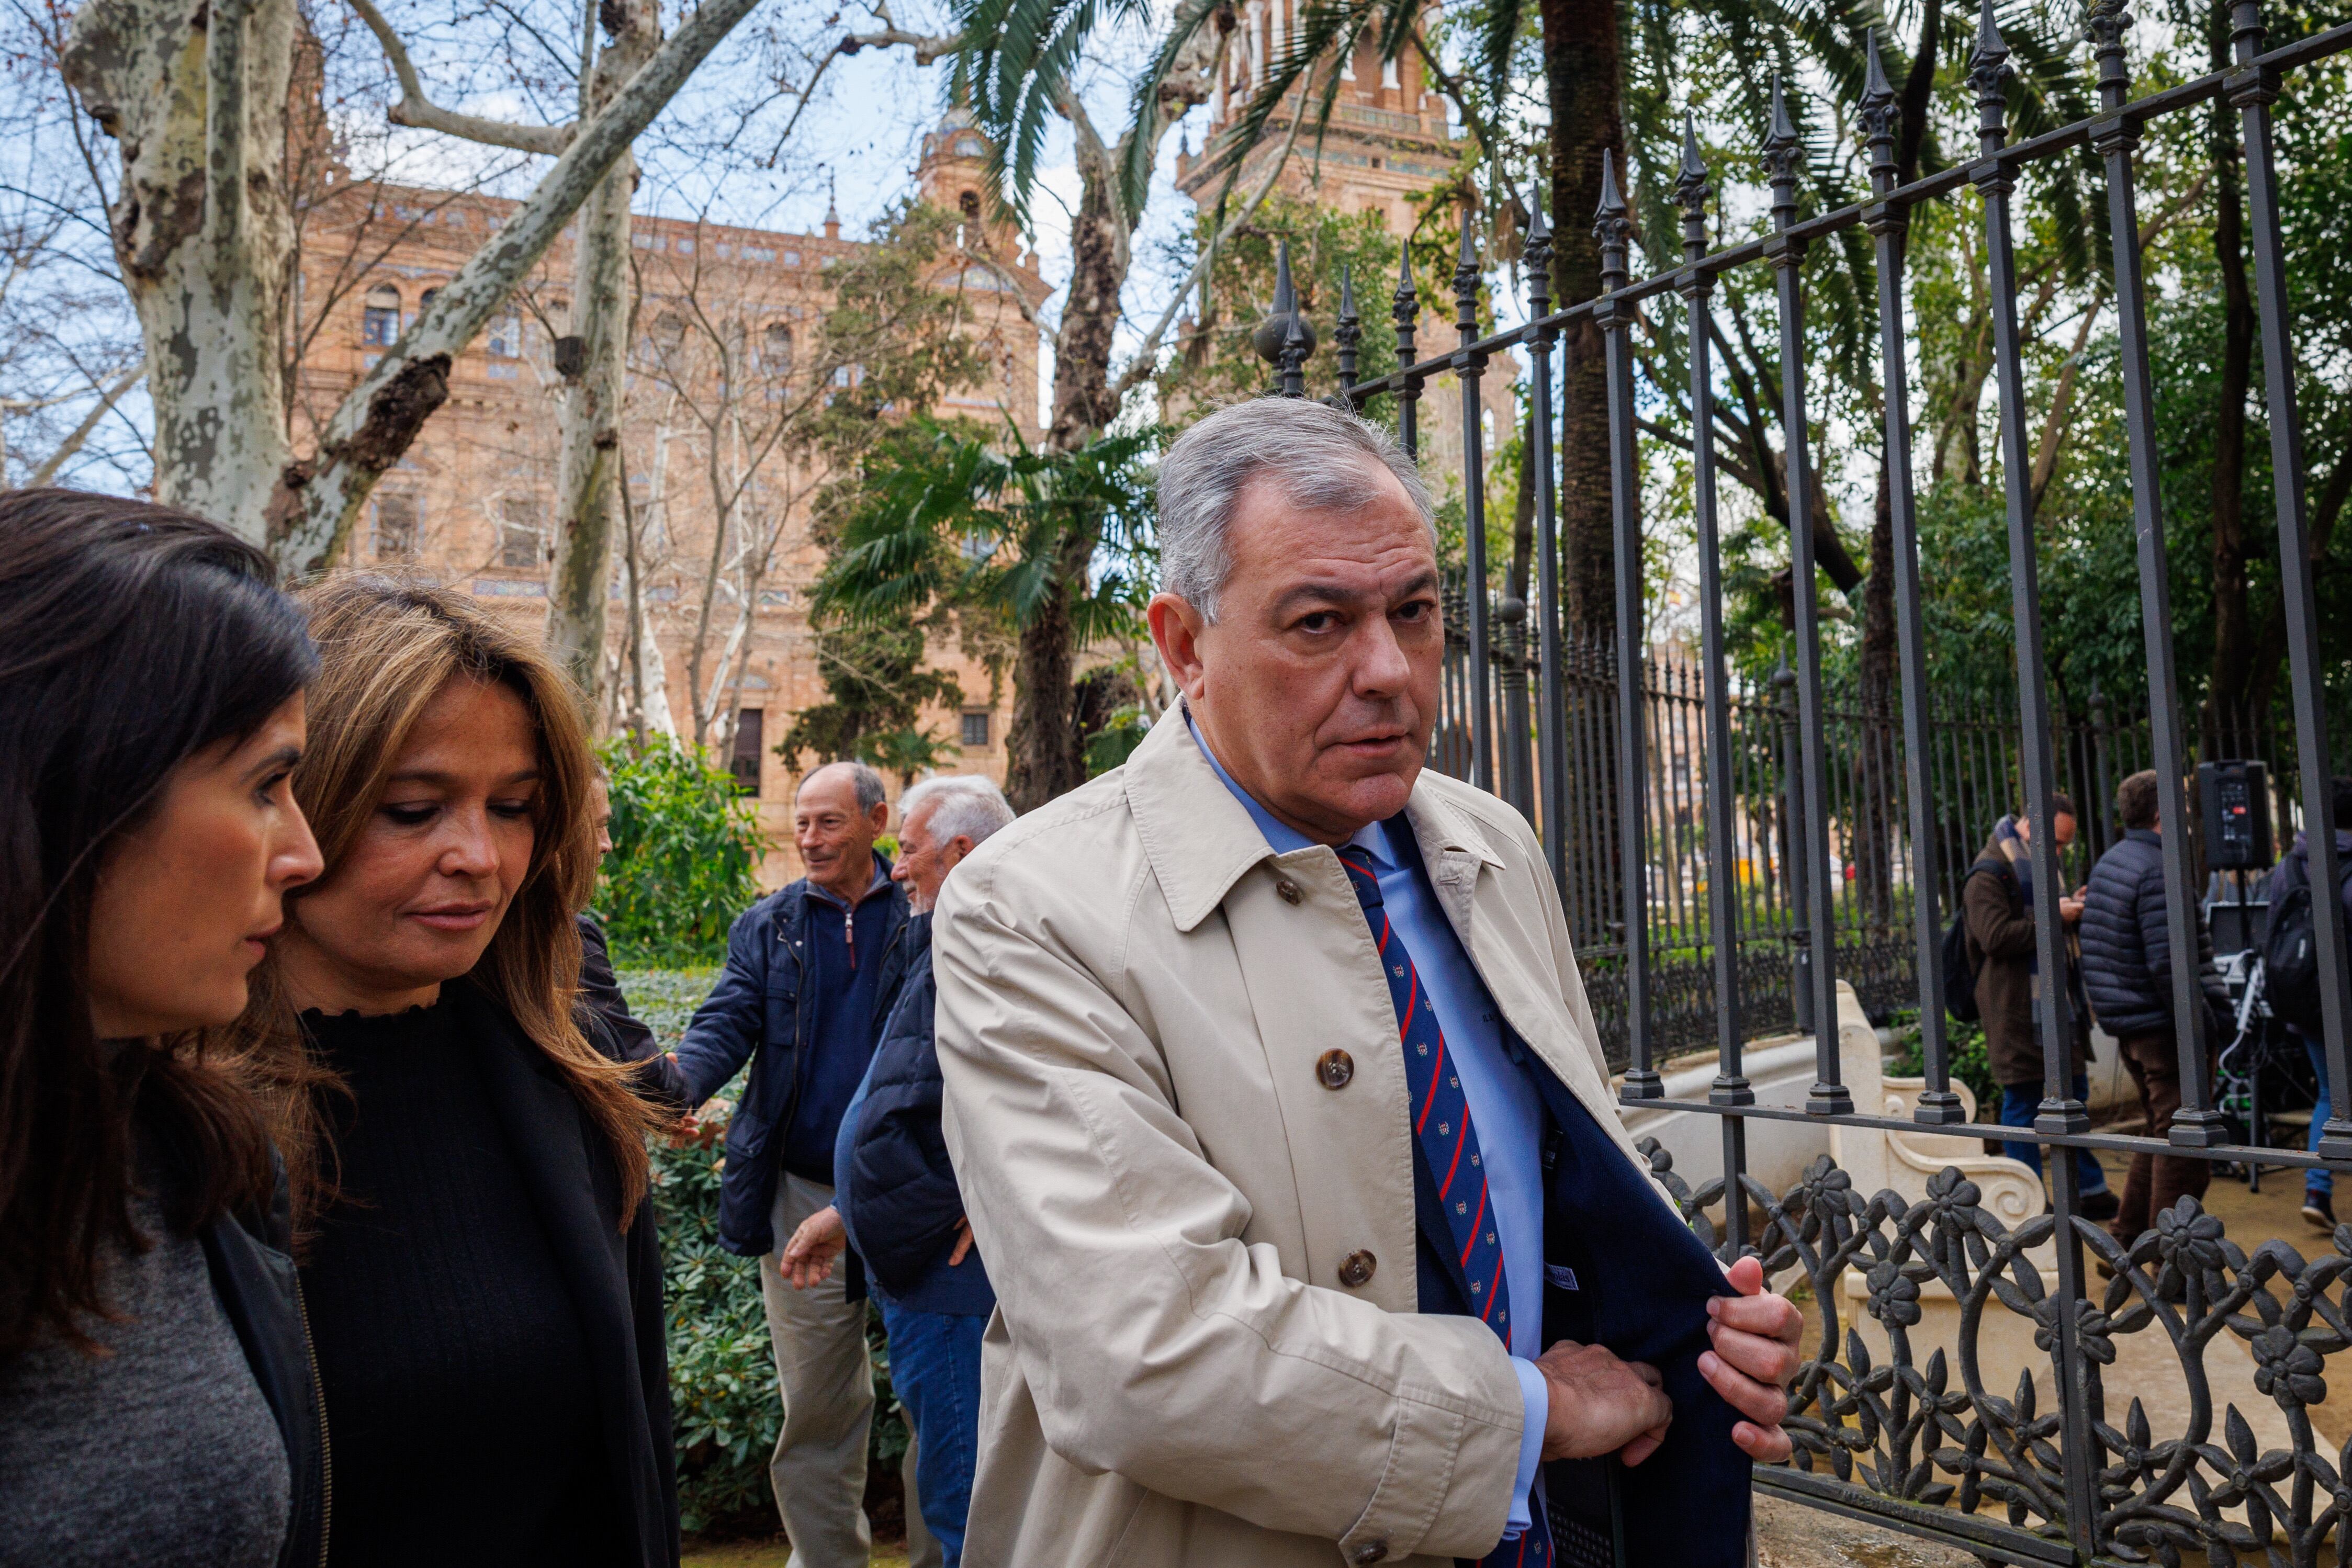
xmin=1109 ymin=83 xmax=1309 ymax=402
xmin=346 ymin=0 xmax=576 ymax=155
xmin=766 ymin=7 xmax=959 ymax=164
xmin=275 ymin=0 xmax=778 ymax=567
xmin=22 ymin=359 xmax=144 ymax=486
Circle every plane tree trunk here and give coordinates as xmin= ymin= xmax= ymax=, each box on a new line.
xmin=64 ymin=0 xmax=771 ymax=568
xmin=545 ymin=0 xmax=659 ymax=711
xmin=65 ymin=0 xmax=299 ymax=529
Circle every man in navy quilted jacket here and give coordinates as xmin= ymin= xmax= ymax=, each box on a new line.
xmin=2078 ymin=769 xmax=2229 ymax=1244
xmin=831 ymin=774 xmax=1015 ymax=1567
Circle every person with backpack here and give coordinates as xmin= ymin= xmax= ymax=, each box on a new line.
xmin=2077 ymin=770 xmax=2231 ymax=1244
xmin=1962 ymin=795 xmax=2120 ymax=1220
xmin=2265 ymin=776 xmax=2352 ymax=1230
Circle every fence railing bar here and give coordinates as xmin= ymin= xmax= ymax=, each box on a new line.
xmin=1864 ymin=29 xmax=1963 ymax=1124
xmin=1681 ymin=114 xmax=1752 ymax=1142
xmin=1762 ymin=78 xmax=1853 ymax=1118
xmin=1750 ymin=1469 xmax=2078 ymax=1564
xmin=1391 ymin=245 xmax=1421 ymax=458
xmin=1651 ymin=1099 xmax=2352 ymax=1170
xmin=1967 ymin=5 xmax=2100 ymax=1549
xmin=1453 ymin=212 xmax=1496 ymax=795
xmin=1600 ymin=155 xmax=1662 ymax=1101
xmin=1774 ymin=659 xmax=1814 ymax=1035
xmin=2087 ymin=4 xmax=2230 ymax=1148
xmin=1528 ymin=195 xmax=1568 ymax=894
xmin=2233 ymin=0 xmax=2352 ymax=1161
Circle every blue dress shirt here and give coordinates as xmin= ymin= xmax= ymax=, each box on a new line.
xmin=1189 ymin=719 xmax=1549 ymax=1534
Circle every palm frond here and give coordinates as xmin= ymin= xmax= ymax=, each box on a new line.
xmin=954 ymin=0 xmax=1157 ymax=224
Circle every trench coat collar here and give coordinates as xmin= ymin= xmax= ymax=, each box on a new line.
xmin=1126 ymin=702 xmax=1504 ymax=934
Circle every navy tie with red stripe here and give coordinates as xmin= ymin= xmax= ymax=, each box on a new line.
xmin=1335 ymin=843 xmax=1553 ymax=1568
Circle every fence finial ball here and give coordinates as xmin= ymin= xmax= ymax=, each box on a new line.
xmin=1251 ymin=237 xmax=1317 ymax=369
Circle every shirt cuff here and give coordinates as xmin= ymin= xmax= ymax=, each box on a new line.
xmin=1504 ymin=1356 xmax=1548 ymax=1536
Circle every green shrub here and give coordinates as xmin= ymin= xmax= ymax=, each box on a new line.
xmin=598 ymin=737 xmax=767 ymax=966
xmin=1084 ymin=705 xmax=1152 ymax=777
xmin=625 ymin=967 xmax=909 ymax=1535
xmin=1884 ymin=1016 xmax=1998 ymax=1113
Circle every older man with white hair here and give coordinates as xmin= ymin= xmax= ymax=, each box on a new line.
xmin=932 ymin=398 xmax=1802 ymax=1568
xmin=799 ymin=774 xmax=1017 ymax=1567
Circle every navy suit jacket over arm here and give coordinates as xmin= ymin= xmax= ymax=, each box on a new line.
xmin=1412 ymin=1041 xmax=1747 ymax=1567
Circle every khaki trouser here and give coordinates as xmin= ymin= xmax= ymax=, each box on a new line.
xmin=761 ymin=1175 xmax=874 ymax=1568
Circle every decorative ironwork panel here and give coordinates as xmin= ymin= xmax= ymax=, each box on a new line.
xmin=1643 ymin=1139 xmax=2352 ymax=1565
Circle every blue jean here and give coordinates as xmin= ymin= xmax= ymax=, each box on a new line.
xmin=880 ymin=1298 xmax=985 ymax=1566
xmin=2306 ymin=1034 xmax=2334 ymax=1197
xmin=1999 ymin=1078 xmax=2110 ymax=1194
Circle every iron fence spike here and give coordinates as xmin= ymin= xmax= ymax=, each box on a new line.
xmin=1862 ymin=25 xmax=1894 ymax=105
xmin=1768 ymin=73 xmax=1799 ymax=149
xmin=1594 ymin=148 xmax=1627 ymax=223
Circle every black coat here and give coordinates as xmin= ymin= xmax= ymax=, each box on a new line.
xmin=577 ymin=911 xmax=659 ymax=1065
xmin=2078 ymin=828 xmax=2225 ymax=1039
xmin=198 ymin=1155 xmax=327 ymax=1568
xmin=1962 ymin=842 xmax=2089 ymax=1085
xmin=456 ymin=982 xmax=680 ymax=1567
xmin=839 ymin=915 xmax=994 ymax=1315
xmin=2270 ymin=829 xmax=2352 ymax=1040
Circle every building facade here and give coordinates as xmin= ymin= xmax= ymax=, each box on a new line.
xmin=1171 ymin=19 xmax=1518 ymax=508
xmin=291 ymin=111 xmax=1046 ymax=883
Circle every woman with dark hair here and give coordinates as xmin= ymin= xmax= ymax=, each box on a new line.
xmin=0 ymin=489 xmax=326 ymax=1567
xmin=228 ymin=574 xmax=679 ymax=1568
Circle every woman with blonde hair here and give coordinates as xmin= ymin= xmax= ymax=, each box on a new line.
xmin=231 ymin=575 xmax=677 ymax=1567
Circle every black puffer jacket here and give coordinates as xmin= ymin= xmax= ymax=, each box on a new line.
xmin=2078 ymin=828 xmax=2225 ymax=1038
xmin=838 ymin=915 xmax=993 ymax=1315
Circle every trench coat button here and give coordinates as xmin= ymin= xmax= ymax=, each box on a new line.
xmin=1350 ymin=1540 xmax=1389 ymax=1564
xmin=1275 ymin=878 xmax=1303 ymax=904
xmin=1317 ymin=1049 xmax=1355 ymax=1089
xmin=1338 ymin=1249 xmax=1377 ymax=1287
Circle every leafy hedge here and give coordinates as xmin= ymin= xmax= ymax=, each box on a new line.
xmin=598 ymin=738 xmax=768 ymax=966
xmin=624 ymin=967 xmax=910 ymax=1535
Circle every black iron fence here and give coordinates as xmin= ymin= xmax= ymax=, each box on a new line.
xmin=1434 ymin=578 xmax=2312 ymax=1069
xmin=1260 ymin=0 xmax=2352 ymax=1558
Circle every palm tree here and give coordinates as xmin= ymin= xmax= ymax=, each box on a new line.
xmin=813 ymin=418 xmax=1162 ymax=797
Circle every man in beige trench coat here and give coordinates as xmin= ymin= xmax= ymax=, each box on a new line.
xmin=933 ymin=398 xmax=1803 ymax=1568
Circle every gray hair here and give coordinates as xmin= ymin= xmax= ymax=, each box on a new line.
xmin=800 ymin=759 xmax=887 ymax=814
xmin=1156 ymin=397 xmax=1436 ymax=621
xmin=900 ymin=773 xmax=1015 ymax=847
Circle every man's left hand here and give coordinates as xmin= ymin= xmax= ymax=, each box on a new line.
xmin=781 ymin=1204 xmax=848 ymax=1290
xmin=1701 ymin=1255 xmax=1803 ymax=1462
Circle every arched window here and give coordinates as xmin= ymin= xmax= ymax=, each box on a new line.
xmin=954 ymin=133 xmax=987 ymax=158
xmin=654 ymin=312 xmax=687 ymax=356
xmin=763 ymin=323 xmax=793 ymax=376
xmin=362 ymin=285 xmax=401 ymax=346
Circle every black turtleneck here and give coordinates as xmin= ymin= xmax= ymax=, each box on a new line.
xmin=299 ymin=1000 xmax=618 ymax=1566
